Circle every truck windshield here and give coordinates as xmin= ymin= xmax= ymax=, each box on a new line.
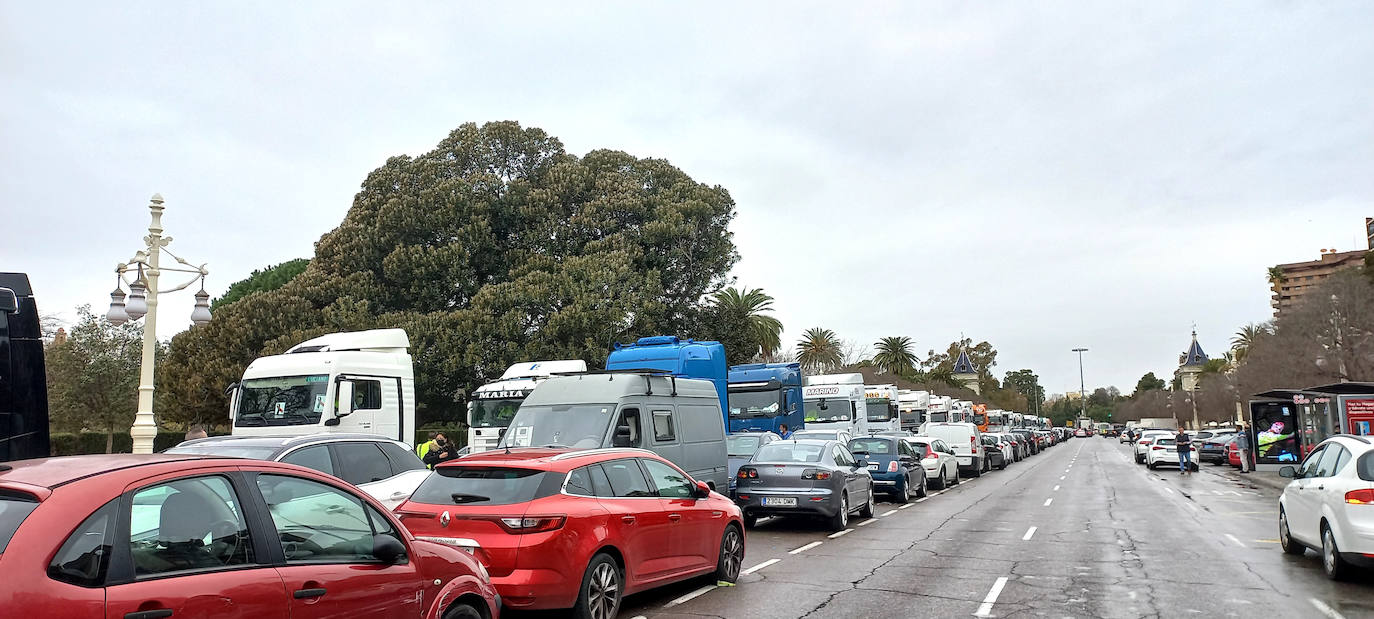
xmin=928 ymin=411 xmax=949 ymax=422
xmin=804 ymin=399 xmax=849 ymax=423
xmin=865 ymin=401 xmax=891 ymax=422
xmin=469 ymin=397 xmax=523 ymax=428
xmin=501 ymin=403 xmax=616 ymax=449
xmin=235 ymin=375 xmax=328 ymax=426
xmin=728 ymin=389 xmax=781 ymax=418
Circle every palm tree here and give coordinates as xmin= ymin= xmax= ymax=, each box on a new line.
xmin=911 ymin=367 xmax=962 ymax=389
xmin=1267 ymin=266 xmax=1285 ymax=285
xmin=873 ymin=336 xmax=918 ymax=376
xmin=1230 ymin=322 xmax=1270 ymax=363
xmin=713 ymin=286 xmax=785 ymax=359
xmin=796 ymin=328 xmax=843 ymax=373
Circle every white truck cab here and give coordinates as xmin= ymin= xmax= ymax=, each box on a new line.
xmin=228 ymin=329 xmax=417 ymax=446
xmin=897 ymin=390 xmax=930 ymax=432
xmin=803 ymin=373 xmax=868 ymax=436
xmin=864 ymin=384 xmax=901 ymax=434
xmin=466 ymin=359 xmax=588 ymax=453
xmin=927 ymin=395 xmax=953 ymax=423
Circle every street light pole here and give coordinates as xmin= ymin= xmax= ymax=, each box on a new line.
xmin=1072 ymin=348 xmax=1088 ymax=422
xmin=107 ymin=194 xmax=212 ymax=454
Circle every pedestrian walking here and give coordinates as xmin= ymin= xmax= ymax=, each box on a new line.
xmin=1236 ymin=423 xmax=1251 ymax=474
xmin=779 ymin=424 xmax=793 ymax=440
xmin=1175 ymin=426 xmax=1193 ymax=475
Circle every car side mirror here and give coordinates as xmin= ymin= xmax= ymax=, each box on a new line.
xmin=1279 ymin=465 xmax=1297 ymax=479
xmin=694 ymin=480 xmax=711 ymax=499
xmin=0 ymin=288 xmax=16 ymax=314
xmin=373 ymin=534 xmax=407 ymax=565
xmin=612 ymin=426 xmax=633 ymax=448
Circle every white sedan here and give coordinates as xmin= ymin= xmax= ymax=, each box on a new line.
xmin=904 ymin=436 xmax=960 ymax=489
xmin=1134 ymin=430 xmax=1175 ymax=464
xmin=1279 ymin=435 xmax=1374 ymax=580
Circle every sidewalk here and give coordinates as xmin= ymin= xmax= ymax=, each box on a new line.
xmin=1208 ymin=463 xmax=1288 ymax=492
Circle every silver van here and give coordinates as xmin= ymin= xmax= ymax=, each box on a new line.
xmin=499 ymin=373 xmax=729 ymax=490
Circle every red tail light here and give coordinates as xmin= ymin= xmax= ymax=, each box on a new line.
xmin=1152 ymin=446 xmax=1165 ymax=450
xmin=1345 ymin=489 xmax=1374 ymax=505
xmin=493 ymin=516 xmax=566 ymax=534
xmin=802 ymin=468 xmax=831 ymax=480
xmin=737 ymin=467 xmax=758 ymax=479
xmin=1138 ymin=440 xmax=1150 ymax=445
xmin=925 ymin=446 xmax=937 ymax=459
xmin=887 ymin=460 xmax=899 ymax=473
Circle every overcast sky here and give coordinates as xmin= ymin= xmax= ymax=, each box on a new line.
xmin=3 ymin=2 xmax=1372 ymax=396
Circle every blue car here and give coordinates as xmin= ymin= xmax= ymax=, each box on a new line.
xmin=727 ymin=431 xmax=781 ymax=491
xmin=848 ymin=436 xmax=927 ymax=503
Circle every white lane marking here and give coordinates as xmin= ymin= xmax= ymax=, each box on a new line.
xmin=880 ymin=509 xmax=898 ymax=517
xmin=790 ymin=541 xmax=823 ymax=554
xmin=1224 ymin=533 xmax=1246 ymax=548
xmin=974 ymin=576 xmax=1010 ymax=617
xmin=1053 ymin=485 xmax=1060 ymax=491
xmin=741 ymin=558 xmax=779 ymax=575
xmin=1043 ymin=498 xmax=1053 ymax=506
xmin=858 ymin=518 xmax=876 ymax=526
xmin=899 ymin=503 xmax=913 ymax=509
xmin=1022 ymin=526 xmax=1037 ymax=541
xmin=1163 ymin=487 xmax=1175 ymax=494
xmin=829 ymin=528 xmax=854 ymax=539
xmin=1310 ymin=598 xmax=1347 ymax=619
xmin=665 ymin=584 xmax=716 ymax=607
xmin=1060 ymin=476 xmax=1066 ymax=480
xmin=915 ymin=497 xmax=930 ymax=503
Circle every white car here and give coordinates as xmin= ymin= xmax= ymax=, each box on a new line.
xmin=1134 ymin=430 xmax=1175 ymax=464
xmin=905 ymin=436 xmax=960 ymax=489
xmin=920 ymin=422 xmax=987 ymax=476
xmin=1144 ymin=436 xmax=1181 ymax=470
xmin=1278 ymin=435 xmax=1374 ymax=579
xmin=792 ymin=429 xmax=853 ymax=444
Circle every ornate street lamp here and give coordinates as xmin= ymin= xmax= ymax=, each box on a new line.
xmin=106 ymin=194 xmax=211 ymax=453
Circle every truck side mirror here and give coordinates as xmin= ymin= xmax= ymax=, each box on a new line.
xmin=225 ymin=382 xmax=240 ymax=422
xmin=336 ymin=380 xmax=355 ymax=419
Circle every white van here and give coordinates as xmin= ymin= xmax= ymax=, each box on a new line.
xmin=919 ymin=422 xmax=987 ymax=477
xmin=499 ymin=373 xmax=729 ymax=490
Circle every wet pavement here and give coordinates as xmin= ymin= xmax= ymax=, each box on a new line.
xmin=508 ymin=436 xmax=1374 ymax=618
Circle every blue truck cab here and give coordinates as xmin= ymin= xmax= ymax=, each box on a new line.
xmin=604 ymin=336 xmax=731 ymax=433
xmin=726 ymin=362 xmax=804 ymax=434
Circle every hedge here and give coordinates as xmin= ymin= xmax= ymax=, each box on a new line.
xmin=50 ymin=431 xmax=184 ymax=456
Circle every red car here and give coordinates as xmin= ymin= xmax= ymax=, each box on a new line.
xmin=0 ymin=454 xmax=498 ymax=619
xmin=1227 ymin=441 xmax=1242 ymax=467
xmin=395 ymin=447 xmax=746 ymax=618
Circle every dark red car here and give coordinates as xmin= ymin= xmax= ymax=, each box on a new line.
xmin=0 ymin=454 xmax=498 ymax=619
xmin=395 ymin=447 xmax=746 ymax=619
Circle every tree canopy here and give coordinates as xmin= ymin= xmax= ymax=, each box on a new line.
xmin=45 ymin=305 xmax=148 ymax=452
xmin=211 ymin=258 xmax=309 ymax=310
xmin=159 ymin=121 xmax=739 ymax=427
xmin=796 ymin=327 xmax=843 ymax=373
xmin=872 ymin=336 xmax=918 ymax=376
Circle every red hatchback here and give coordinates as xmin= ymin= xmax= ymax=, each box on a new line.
xmin=0 ymin=455 xmax=498 ymax=619
xmin=395 ymin=447 xmax=745 ymax=619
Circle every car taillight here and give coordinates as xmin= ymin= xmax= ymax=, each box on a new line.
xmin=1345 ymin=489 xmax=1374 ymax=505
xmin=925 ymin=447 xmax=937 ymax=459
xmin=737 ymin=467 xmax=758 ymax=479
xmin=1152 ymin=446 xmax=1164 ymax=450
xmin=802 ymin=468 xmax=831 ymax=480
xmin=1139 ymin=440 xmax=1149 ymax=445
xmin=887 ymin=461 xmax=899 ymax=472
xmin=494 ymin=516 xmax=566 ymax=534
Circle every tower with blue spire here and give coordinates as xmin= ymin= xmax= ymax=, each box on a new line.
xmin=952 ymin=349 xmax=980 ymax=395
xmin=1176 ymin=329 xmax=1209 ymax=393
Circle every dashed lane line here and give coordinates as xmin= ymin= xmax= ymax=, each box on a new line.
xmin=899 ymin=503 xmax=913 ymax=509
xmin=1022 ymin=526 xmax=1037 ymax=541
xmin=1053 ymin=485 xmax=1060 ymax=491
xmin=857 ymin=519 xmax=876 ymax=527
xmin=1310 ymin=598 xmax=1347 ymax=619
xmin=1043 ymin=498 xmax=1053 ymax=507
xmin=790 ymin=541 xmax=823 ymax=554
xmin=973 ymin=576 xmax=1010 ymax=618
xmin=879 ymin=509 xmax=898 ymax=517
xmin=828 ymin=528 xmax=854 ymax=539
xmin=742 ymin=558 xmax=780 ymax=575
xmin=665 ymin=584 xmax=716 ymax=607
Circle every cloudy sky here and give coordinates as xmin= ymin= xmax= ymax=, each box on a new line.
xmin=3 ymin=2 xmax=1372 ymax=395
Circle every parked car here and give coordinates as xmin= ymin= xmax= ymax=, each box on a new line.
xmin=1000 ymin=433 xmax=1026 ymax=461
xmin=1074 ymin=428 xmax=1089 ymax=438
xmin=848 ymin=436 xmax=927 ymax=502
xmin=0 ymin=454 xmax=498 ymax=619
xmin=921 ymin=422 xmax=987 ymax=476
xmin=1200 ymin=433 xmax=1238 ymax=465
xmin=791 ymin=429 xmax=853 ymax=443
xmin=1134 ymin=430 xmax=1175 ymax=464
xmin=165 ymin=433 xmax=430 ymax=509
xmin=396 ymin=447 xmax=745 ymax=616
xmin=727 ymin=431 xmax=781 ymax=491
xmin=1012 ymin=429 xmax=1040 ymax=455
xmin=1145 ymin=436 xmax=1179 ymax=470
xmin=981 ymin=434 xmax=1011 ymax=470
xmin=1278 ymin=435 xmax=1374 ymax=579
xmin=1228 ymin=440 xmax=1243 ymax=468
xmin=905 ymin=436 xmax=960 ymax=489
xmin=733 ymin=439 xmax=875 ymax=530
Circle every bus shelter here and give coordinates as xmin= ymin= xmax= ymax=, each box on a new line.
xmin=1248 ymin=383 xmax=1374 ymax=471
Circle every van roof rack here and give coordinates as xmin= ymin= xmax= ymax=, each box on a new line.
xmin=557 ymin=368 xmax=679 ymax=396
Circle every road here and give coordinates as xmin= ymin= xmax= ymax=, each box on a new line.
xmin=510 ymin=436 xmax=1374 ymax=618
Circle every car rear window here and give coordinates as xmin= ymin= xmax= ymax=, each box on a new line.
xmin=1358 ymin=452 xmax=1374 ymax=482
xmin=410 ymin=466 xmax=556 ymax=506
xmin=0 ymin=491 xmax=40 ymax=554
xmin=1155 ymin=438 xmax=1175 ymax=446
xmin=848 ymin=439 xmax=894 ymax=455
xmin=755 ymin=443 xmax=824 ymax=463
xmin=727 ymin=435 xmax=763 ymax=457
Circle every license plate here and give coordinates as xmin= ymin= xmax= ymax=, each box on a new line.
xmin=762 ymin=497 xmax=797 ymax=507
xmin=867 ymin=463 xmax=879 ymax=471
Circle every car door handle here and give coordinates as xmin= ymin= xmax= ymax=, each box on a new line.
xmin=668 ymin=513 xmax=682 ymax=522
xmin=125 ymin=611 xmax=174 ymax=619
xmin=621 ymin=515 xmax=636 ymax=524
xmin=294 ymin=588 xmax=328 ymax=599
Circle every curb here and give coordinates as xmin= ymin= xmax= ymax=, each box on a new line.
xmin=1209 ymin=466 xmax=1288 ymax=492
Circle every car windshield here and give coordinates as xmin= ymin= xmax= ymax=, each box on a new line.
xmin=849 ymin=438 xmax=894 ymax=455
xmin=727 ymin=435 xmax=765 ymax=457
xmin=234 ymin=374 xmax=328 ymax=427
xmin=804 ymin=398 xmax=849 ymax=423
xmin=754 ymin=443 xmax=825 ymax=463
xmin=500 ymin=403 xmax=616 ymax=449
xmin=163 ymin=444 xmax=281 ymax=460
xmin=468 ymin=397 xmax=524 ymax=428
xmin=409 ymin=466 xmax=550 ymax=506
xmin=729 ymin=389 xmax=782 ymax=418
xmin=0 ymin=495 xmax=39 ymax=554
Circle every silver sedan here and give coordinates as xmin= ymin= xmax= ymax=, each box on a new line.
xmin=731 ymin=439 xmax=875 ymax=531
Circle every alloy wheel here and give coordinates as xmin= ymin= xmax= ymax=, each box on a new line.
xmin=839 ymin=495 xmax=849 ymax=527
xmin=720 ymin=527 xmax=743 ymax=580
xmin=588 ymin=561 xmax=620 ymax=619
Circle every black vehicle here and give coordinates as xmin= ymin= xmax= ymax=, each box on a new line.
xmin=0 ymin=273 xmax=48 ymax=461
xmin=1200 ymin=433 xmax=1238 ymax=465
xmin=1011 ymin=429 xmax=1039 ymax=455
xmin=981 ymin=435 xmax=1009 ymax=470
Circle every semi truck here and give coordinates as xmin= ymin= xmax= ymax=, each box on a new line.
xmin=897 ymin=390 xmax=930 ymax=432
xmin=228 ymin=328 xmax=417 ymax=445
xmin=603 ymin=336 xmax=731 ymax=433
xmin=864 ymin=384 xmax=901 ymax=434
xmin=803 ymin=373 xmax=867 ymax=436
xmin=0 ymin=273 xmax=48 ymax=461
xmin=927 ymin=395 xmax=952 ymax=423
xmin=466 ymin=359 xmax=588 ymax=452
xmin=726 ymin=362 xmax=804 ymax=434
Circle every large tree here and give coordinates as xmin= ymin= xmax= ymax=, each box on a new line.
xmin=211 ymin=258 xmax=309 ymax=310
xmin=796 ymin=328 xmax=843 ymax=374
xmin=872 ymin=336 xmax=918 ymax=376
xmin=45 ymin=306 xmax=146 ymax=452
xmin=1133 ymin=372 xmax=1167 ymax=395
xmin=711 ymin=286 xmax=784 ymax=364
xmin=159 ymin=121 xmax=739 ymax=427
xmin=1003 ymin=369 xmax=1045 ymax=410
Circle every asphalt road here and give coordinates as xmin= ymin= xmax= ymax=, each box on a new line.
xmin=508 ymin=436 xmax=1374 ymax=618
